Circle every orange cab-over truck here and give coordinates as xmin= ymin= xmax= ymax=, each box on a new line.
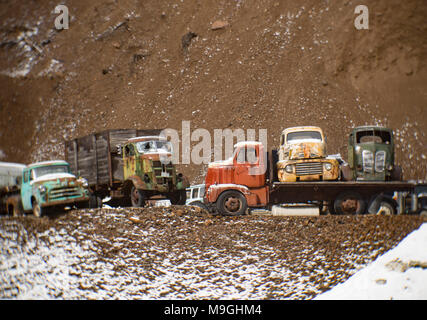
xmin=203 ymin=141 xmax=417 ymax=216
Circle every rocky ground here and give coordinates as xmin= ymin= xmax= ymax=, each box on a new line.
xmin=0 ymin=206 xmax=424 ymax=299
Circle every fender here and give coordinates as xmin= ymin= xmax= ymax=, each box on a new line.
xmin=126 ymin=175 xmax=147 ymax=190
xmin=206 ymin=184 xmax=250 ymax=204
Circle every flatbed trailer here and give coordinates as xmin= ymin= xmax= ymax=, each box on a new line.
xmin=204 ymin=142 xmax=420 ymax=215
xmin=269 ymin=181 xmax=416 ymax=215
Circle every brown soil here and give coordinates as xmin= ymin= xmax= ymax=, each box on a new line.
xmin=0 ymin=207 xmax=424 ymax=299
xmin=0 ymin=0 xmax=426 ymax=183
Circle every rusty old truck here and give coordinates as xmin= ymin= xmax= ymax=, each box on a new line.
xmin=276 ymin=126 xmax=340 ymax=182
xmin=203 ymin=139 xmax=418 ymax=216
xmin=0 ymin=160 xmax=90 ymax=216
xmin=65 ymin=129 xmax=188 ymax=207
xmin=342 ymin=126 xmax=403 ymax=181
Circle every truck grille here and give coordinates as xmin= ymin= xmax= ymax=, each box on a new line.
xmin=49 ymin=186 xmax=81 ymax=200
xmin=153 ymin=161 xmax=174 ymax=184
xmin=295 ymin=162 xmax=323 ymax=176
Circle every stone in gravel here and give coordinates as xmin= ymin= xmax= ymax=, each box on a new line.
xmin=211 ymin=20 xmax=229 ymax=30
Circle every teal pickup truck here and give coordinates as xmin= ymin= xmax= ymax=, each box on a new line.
xmin=0 ymin=160 xmax=90 ymax=216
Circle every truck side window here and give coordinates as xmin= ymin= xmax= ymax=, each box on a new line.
xmin=247 ymin=147 xmax=258 ymax=164
xmin=23 ymin=170 xmax=29 ymax=183
xmin=236 ymin=147 xmax=258 ymax=164
xmin=124 ymin=145 xmax=135 ymax=156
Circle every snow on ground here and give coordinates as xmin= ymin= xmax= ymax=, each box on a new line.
xmin=315 ymin=223 xmax=427 ymax=300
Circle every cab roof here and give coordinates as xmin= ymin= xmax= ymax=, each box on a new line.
xmin=281 ymin=126 xmax=323 ymax=135
xmin=27 ymin=160 xmax=69 ymax=169
xmin=127 ymin=136 xmax=167 ymax=143
xmin=352 ymin=126 xmax=393 ymax=132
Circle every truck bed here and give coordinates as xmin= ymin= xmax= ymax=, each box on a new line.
xmin=65 ymin=129 xmax=163 ymax=187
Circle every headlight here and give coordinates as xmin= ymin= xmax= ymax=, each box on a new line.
xmin=362 ymin=150 xmax=373 ymax=172
xmin=285 ymin=165 xmax=294 ymax=173
xmin=324 ymin=163 xmax=332 ymax=171
xmin=38 ymin=185 xmax=46 ymax=193
xmin=375 ymin=151 xmax=386 ymax=172
xmin=79 ymin=178 xmax=88 ymax=188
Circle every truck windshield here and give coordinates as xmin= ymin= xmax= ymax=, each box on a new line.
xmin=287 ymin=131 xmax=322 ymax=143
xmin=135 ymin=141 xmax=172 ymax=153
xmin=356 ymin=130 xmax=391 ymax=144
xmin=33 ymin=165 xmax=69 ymax=178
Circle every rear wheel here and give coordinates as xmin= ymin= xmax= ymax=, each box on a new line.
xmin=170 ymin=190 xmax=187 ymax=205
xmin=216 ymin=190 xmax=247 ymax=216
xmin=131 ymin=186 xmax=146 ymax=207
xmin=89 ymin=194 xmax=102 ymax=208
xmin=334 ymin=192 xmax=366 ymax=215
xmin=376 ymin=201 xmax=396 ymax=215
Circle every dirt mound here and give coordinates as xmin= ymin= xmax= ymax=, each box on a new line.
xmin=0 ymin=206 xmax=424 ymax=299
xmin=0 ymin=0 xmax=426 ymax=182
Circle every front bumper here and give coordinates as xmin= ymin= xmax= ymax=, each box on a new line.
xmin=41 ymin=195 xmax=89 ymax=208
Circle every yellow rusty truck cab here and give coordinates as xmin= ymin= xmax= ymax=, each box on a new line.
xmin=276 ymin=126 xmax=340 ymax=182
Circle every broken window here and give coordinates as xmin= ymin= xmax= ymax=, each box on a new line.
xmin=356 ymin=130 xmax=391 ymax=144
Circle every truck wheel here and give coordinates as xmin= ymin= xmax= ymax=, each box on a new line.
xmin=334 ymin=192 xmax=366 ymax=215
xmin=376 ymin=201 xmax=396 ymax=215
xmin=32 ymin=200 xmax=43 ymax=217
xmin=89 ymin=194 xmax=102 ymax=208
xmin=216 ymin=190 xmax=247 ymax=216
xmin=170 ymin=190 xmax=187 ymax=205
xmin=131 ymin=186 xmax=146 ymax=207
xmin=189 ymin=201 xmax=208 ymax=212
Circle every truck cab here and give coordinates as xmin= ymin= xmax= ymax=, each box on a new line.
xmin=21 ymin=160 xmax=90 ymax=216
xmin=204 ymin=141 xmax=269 ymax=215
xmin=122 ymin=136 xmax=188 ymax=206
xmin=276 ymin=126 xmax=340 ymax=182
xmin=347 ymin=126 xmax=402 ymax=181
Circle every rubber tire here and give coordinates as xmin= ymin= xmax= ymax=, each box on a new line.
xmin=131 ymin=186 xmax=146 ymax=207
xmin=188 ymin=201 xmax=208 ymax=211
xmin=334 ymin=192 xmax=366 ymax=215
xmin=170 ymin=190 xmax=187 ymax=205
xmin=216 ymin=190 xmax=247 ymax=216
xmin=89 ymin=194 xmax=102 ymax=208
xmin=32 ymin=200 xmax=43 ymax=217
xmin=376 ymin=201 xmax=396 ymax=215
xmin=420 ymin=210 xmax=427 ymax=218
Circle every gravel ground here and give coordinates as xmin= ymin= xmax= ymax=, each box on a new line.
xmin=0 ymin=207 xmax=424 ymax=300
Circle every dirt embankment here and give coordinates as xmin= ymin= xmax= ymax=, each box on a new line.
xmin=0 ymin=207 xmax=424 ymax=299
xmin=0 ymin=0 xmax=426 ymax=183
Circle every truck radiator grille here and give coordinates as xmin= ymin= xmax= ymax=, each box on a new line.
xmin=295 ymin=162 xmax=323 ymax=176
xmin=49 ymin=187 xmax=81 ymax=199
xmin=153 ymin=161 xmax=174 ymax=184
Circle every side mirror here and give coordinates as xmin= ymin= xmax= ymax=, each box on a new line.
xmin=16 ymin=176 xmax=22 ymax=185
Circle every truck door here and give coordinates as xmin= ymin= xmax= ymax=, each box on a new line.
xmin=123 ymin=144 xmax=136 ymax=179
xmin=20 ymin=169 xmax=32 ymax=211
xmin=233 ymin=145 xmax=265 ymax=188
